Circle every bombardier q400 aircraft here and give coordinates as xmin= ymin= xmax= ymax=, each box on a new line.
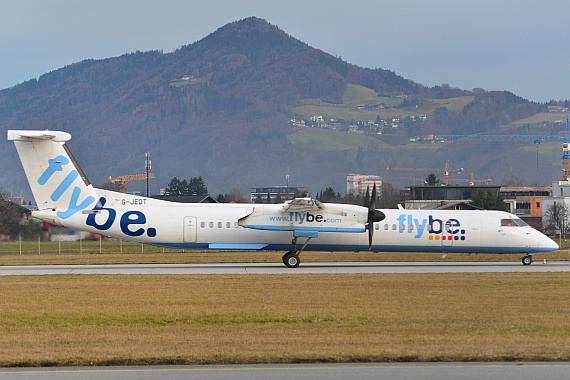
xmin=9 ymin=130 xmax=558 ymax=267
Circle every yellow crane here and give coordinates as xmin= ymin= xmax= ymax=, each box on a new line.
xmin=451 ymin=173 xmax=492 ymax=186
xmin=109 ymin=173 xmax=155 ymax=193
xmin=387 ymin=160 xmax=464 ymax=185
xmin=4 ymin=190 xmax=25 ymax=205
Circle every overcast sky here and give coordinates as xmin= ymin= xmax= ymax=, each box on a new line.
xmin=1 ymin=0 xmax=569 ymax=103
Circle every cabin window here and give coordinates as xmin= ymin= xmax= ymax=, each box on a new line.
xmin=409 ymin=225 xmax=414 ymax=231
xmin=200 ymin=222 xmax=205 ymax=228
xmin=392 ymin=224 xmax=397 ymax=230
xmin=218 ymin=222 xmax=222 ymax=228
xmin=384 ymin=224 xmax=388 ymax=230
xmin=501 ymin=219 xmax=518 ymax=227
xmin=209 ymin=221 xmax=214 ymax=228
xmin=418 ymin=224 xmax=423 ymax=230
xmin=400 ymin=224 xmax=405 ymax=231
xmin=226 ymin=222 xmax=231 ymax=228
xmin=375 ymin=224 xmax=379 ymax=230
xmin=234 ymin=222 xmax=239 ymax=228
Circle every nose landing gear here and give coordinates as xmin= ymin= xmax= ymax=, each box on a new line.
xmin=522 ymin=255 xmax=533 ymax=265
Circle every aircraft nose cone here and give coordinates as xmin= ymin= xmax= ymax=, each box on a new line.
xmin=541 ymin=235 xmax=559 ymax=251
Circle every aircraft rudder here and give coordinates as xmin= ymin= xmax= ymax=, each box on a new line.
xmin=8 ymin=130 xmax=97 ymax=216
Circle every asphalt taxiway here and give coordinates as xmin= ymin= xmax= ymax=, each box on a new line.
xmin=1 ymin=261 xmax=569 ymax=275
xmin=0 ymin=362 xmax=569 ymax=380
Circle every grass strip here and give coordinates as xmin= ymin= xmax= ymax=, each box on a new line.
xmin=0 ymin=273 xmax=569 ymax=366
xmin=0 ymin=239 xmax=568 ymax=265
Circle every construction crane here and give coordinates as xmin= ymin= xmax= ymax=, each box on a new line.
xmin=4 ymin=190 xmax=25 ymax=205
xmin=109 ymin=173 xmax=155 ymax=193
xmin=387 ymin=160 xmax=464 ymax=185
xmin=451 ymin=173 xmax=492 ymax=186
xmin=422 ymin=115 xmax=570 ymax=181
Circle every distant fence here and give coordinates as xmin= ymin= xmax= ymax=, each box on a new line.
xmin=0 ymin=236 xmax=185 ymax=255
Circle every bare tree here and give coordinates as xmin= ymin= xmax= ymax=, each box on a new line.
xmin=543 ymin=202 xmax=570 ymax=237
xmin=224 ymin=187 xmax=247 ymax=203
xmin=378 ymin=183 xmax=401 ymax=209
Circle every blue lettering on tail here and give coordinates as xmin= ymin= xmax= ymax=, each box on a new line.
xmin=56 ymin=187 xmax=95 ymax=219
xmin=38 ymin=155 xmax=69 ymax=185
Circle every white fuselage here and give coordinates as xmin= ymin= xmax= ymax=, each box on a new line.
xmin=33 ymin=189 xmax=557 ymax=255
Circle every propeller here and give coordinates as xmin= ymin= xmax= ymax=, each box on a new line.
xmin=366 ymin=182 xmax=386 ymax=250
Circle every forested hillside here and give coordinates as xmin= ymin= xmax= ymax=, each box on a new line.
xmin=0 ymin=17 xmax=567 ymax=199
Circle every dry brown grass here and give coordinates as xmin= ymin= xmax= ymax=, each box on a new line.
xmin=0 ymin=273 xmax=569 ymax=366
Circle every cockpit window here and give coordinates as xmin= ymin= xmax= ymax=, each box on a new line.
xmin=501 ymin=218 xmax=528 ymax=227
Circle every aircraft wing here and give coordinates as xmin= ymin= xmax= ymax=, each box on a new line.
xmin=282 ymin=197 xmax=325 ymax=212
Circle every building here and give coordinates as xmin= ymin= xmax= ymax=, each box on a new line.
xmin=250 ymin=186 xmax=309 ymax=203
xmin=402 ymin=185 xmax=501 ymax=210
xmin=500 ymin=186 xmax=551 ymax=218
xmin=540 ymin=181 xmax=570 ymax=234
xmin=346 ymin=174 xmax=382 ymax=197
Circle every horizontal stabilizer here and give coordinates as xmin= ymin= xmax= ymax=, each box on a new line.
xmin=8 ymin=130 xmax=71 ymax=142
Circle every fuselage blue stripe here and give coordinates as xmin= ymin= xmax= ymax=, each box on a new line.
xmin=145 ymin=242 xmax=556 ymax=254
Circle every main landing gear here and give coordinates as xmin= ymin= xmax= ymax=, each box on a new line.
xmin=522 ymin=255 xmax=533 ymax=265
xmin=282 ymin=252 xmax=300 ymax=268
xmin=282 ymin=236 xmax=312 ymax=268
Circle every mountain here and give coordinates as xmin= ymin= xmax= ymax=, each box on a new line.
xmin=0 ymin=17 xmax=567 ymax=200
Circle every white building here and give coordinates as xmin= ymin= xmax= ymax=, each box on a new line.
xmin=346 ymin=174 xmax=382 ymax=197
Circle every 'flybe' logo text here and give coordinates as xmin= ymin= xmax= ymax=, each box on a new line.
xmin=397 ymin=214 xmax=466 ymax=241
xmin=86 ymin=198 xmax=157 ymax=237
xmin=37 ymin=155 xmax=95 ymax=219
xmin=269 ymin=212 xmax=342 ymax=224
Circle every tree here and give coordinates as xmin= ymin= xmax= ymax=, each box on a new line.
xmin=543 ymin=202 xmax=570 ymax=237
xmin=503 ymin=176 xmax=526 ymax=187
xmin=224 ymin=187 xmax=247 ymax=203
xmin=426 ymin=173 xmax=439 ymax=186
xmin=471 ymin=188 xmax=508 ymax=211
xmin=166 ymin=177 xmax=184 ymax=196
xmin=188 ymin=176 xmax=208 ymax=195
xmin=319 ymin=187 xmax=341 ymax=202
xmin=378 ymin=183 xmax=401 ymax=209
xmin=166 ymin=176 xmax=208 ymax=196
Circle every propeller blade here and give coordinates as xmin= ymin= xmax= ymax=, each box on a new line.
xmin=367 ymin=182 xmax=377 ymax=250
xmin=363 ymin=185 xmax=370 ymax=208
xmin=366 ymin=183 xmax=386 ymax=250
xmin=370 ymin=182 xmax=377 ymax=212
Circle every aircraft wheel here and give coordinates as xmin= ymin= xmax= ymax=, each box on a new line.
xmin=283 ymin=253 xmax=300 ymax=268
xmin=522 ymin=255 xmax=533 ymax=265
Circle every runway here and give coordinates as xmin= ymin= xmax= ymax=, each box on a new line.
xmin=0 ymin=362 xmax=569 ymax=380
xmin=1 ymin=261 xmax=569 ymax=275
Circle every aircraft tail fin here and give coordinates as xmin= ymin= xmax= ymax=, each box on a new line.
xmin=8 ymin=130 xmax=97 ymax=219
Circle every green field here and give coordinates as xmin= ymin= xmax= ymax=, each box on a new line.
xmin=291 ymin=84 xmax=476 ymax=122
xmin=286 ymin=126 xmax=447 ymax=153
xmin=286 ymin=127 xmax=382 ymax=151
